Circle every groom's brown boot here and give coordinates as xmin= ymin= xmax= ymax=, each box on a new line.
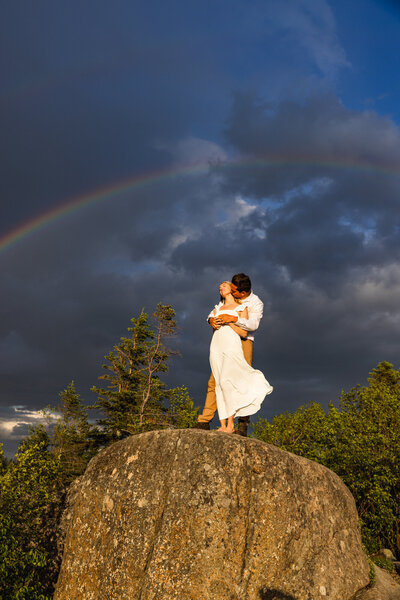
xmin=236 ymin=417 xmax=249 ymax=437
xmin=193 ymin=421 xmax=210 ymax=430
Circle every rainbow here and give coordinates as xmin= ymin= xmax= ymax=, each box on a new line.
xmin=0 ymin=162 xmax=208 ymax=256
xmin=1 ymin=154 xmax=400 ymax=256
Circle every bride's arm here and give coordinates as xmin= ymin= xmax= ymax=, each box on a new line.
xmin=229 ymin=307 xmax=248 ymax=338
xmin=230 ymin=323 xmax=248 ymax=338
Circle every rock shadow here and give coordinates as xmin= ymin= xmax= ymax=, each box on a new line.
xmin=259 ymin=589 xmax=297 ymax=600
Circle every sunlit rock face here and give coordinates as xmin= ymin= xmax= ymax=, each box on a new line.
xmin=54 ymin=430 xmax=369 ymax=600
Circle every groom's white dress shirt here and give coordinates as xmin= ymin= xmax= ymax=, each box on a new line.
xmin=207 ymin=291 xmax=263 ymax=342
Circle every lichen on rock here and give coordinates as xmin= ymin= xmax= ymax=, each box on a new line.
xmin=54 ymin=430 xmax=370 ymax=600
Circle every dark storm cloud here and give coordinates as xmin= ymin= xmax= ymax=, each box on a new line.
xmin=0 ymin=0 xmax=234 ymax=236
xmin=222 ymin=92 xmax=400 ymax=195
xmin=221 ymin=92 xmax=400 ymax=268
xmin=0 ymin=164 xmax=233 ymax=423
xmin=3 ymin=89 xmax=400 ymax=454
xmin=165 ymin=92 xmax=400 ymax=418
xmin=1 ymin=0 xmax=399 ymax=456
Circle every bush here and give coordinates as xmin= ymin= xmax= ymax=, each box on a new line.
xmin=253 ymin=362 xmax=400 ymax=555
xmin=0 ymin=437 xmax=65 ymax=599
xmin=372 ymin=556 xmax=395 ymax=573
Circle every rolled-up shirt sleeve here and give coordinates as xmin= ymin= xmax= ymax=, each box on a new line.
xmin=236 ymin=297 xmax=264 ymax=332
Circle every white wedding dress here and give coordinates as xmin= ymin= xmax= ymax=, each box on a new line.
xmin=209 ymin=304 xmax=273 ymax=420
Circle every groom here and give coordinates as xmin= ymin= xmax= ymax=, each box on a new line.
xmin=195 ymin=273 xmax=264 ymax=437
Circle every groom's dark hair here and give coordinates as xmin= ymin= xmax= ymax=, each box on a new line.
xmin=232 ymin=273 xmax=251 ymax=293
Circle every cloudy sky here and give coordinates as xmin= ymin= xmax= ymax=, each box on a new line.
xmin=1 ymin=0 xmax=400 ymax=456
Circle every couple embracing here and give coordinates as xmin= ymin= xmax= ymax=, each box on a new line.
xmin=195 ymin=273 xmax=273 ymax=437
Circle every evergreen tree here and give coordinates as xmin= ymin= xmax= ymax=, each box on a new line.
xmin=166 ymin=385 xmax=199 ymax=429
xmin=52 ymin=382 xmax=98 ymax=479
xmin=0 ymin=386 xmax=99 ymax=599
xmin=0 ymin=443 xmax=9 ymax=474
xmin=92 ymin=304 xmax=197 ymax=439
xmin=0 ymin=303 xmax=198 ymax=599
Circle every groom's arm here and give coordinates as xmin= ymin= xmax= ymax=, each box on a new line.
xmin=236 ymin=297 xmax=263 ymax=331
xmin=218 ymin=298 xmax=264 ymax=331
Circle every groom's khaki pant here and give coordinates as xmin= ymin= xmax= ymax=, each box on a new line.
xmin=198 ymin=339 xmax=253 ymax=423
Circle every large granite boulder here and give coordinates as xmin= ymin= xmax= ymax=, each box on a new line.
xmin=54 ymin=430 xmax=370 ymax=600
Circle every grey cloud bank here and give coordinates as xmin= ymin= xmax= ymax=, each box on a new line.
xmin=1 ymin=0 xmax=400 ymax=455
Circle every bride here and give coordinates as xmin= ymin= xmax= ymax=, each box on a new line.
xmin=209 ymin=281 xmax=273 ymax=433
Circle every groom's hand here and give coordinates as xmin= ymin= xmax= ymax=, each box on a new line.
xmin=209 ymin=317 xmax=221 ymax=330
xmin=218 ymin=314 xmax=238 ymax=324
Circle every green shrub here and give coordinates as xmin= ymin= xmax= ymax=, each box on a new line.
xmin=253 ymin=362 xmax=400 ymax=555
xmin=0 ymin=438 xmax=65 ymax=599
xmin=372 ymin=556 xmax=395 ymax=573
